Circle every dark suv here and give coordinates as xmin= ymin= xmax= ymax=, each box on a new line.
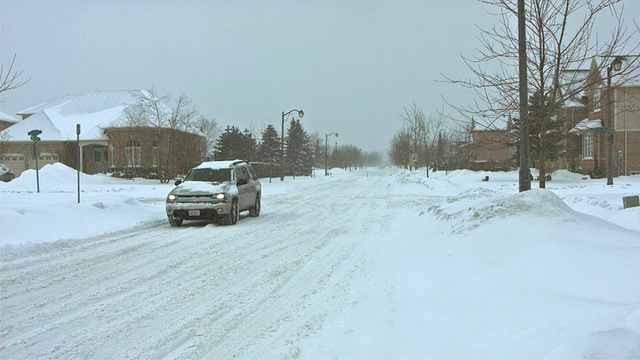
xmin=165 ymin=160 xmax=261 ymax=226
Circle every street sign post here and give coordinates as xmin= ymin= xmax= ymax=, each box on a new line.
xmin=28 ymin=130 xmax=42 ymax=193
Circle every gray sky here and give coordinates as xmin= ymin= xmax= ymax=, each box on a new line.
xmin=1 ymin=0 xmax=638 ymax=154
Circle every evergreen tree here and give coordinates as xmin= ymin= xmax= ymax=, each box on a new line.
xmin=510 ymin=90 xmax=566 ymax=173
xmin=258 ymin=125 xmax=280 ymax=163
xmin=285 ymin=119 xmax=312 ymax=177
xmin=213 ymin=126 xmax=256 ymax=161
xmin=241 ymin=129 xmax=257 ymax=161
xmin=258 ymin=125 xmax=281 ymax=178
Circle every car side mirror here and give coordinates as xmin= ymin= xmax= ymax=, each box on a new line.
xmin=175 ymin=179 xmax=182 ymax=186
xmin=237 ymin=178 xmax=248 ymax=186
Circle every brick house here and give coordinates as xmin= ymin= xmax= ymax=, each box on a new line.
xmin=568 ymin=56 xmax=640 ymax=177
xmin=465 ymin=117 xmax=516 ymax=170
xmin=0 ymin=90 xmax=205 ymax=178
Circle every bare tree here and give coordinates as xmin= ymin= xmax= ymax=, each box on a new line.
xmin=194 ymin=116 xmax=220 ymax=160
xmin=0 ymin=55 xmax=29 ymax=94
xmin=398 ymin=103 xmax=444 ymax=176
xmin=389 ymin=127 xmax=412 ymax=167
xmin=167 ymin=93 xmax=199 ymax=173
xmin=444 ymin=0 xmax=639 ymax=187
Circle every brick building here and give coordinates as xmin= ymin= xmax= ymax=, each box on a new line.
xmin=0 ymin=91 xmax=205 ymax=178
xmin=568 ymin=56 xmax=640 ymax=177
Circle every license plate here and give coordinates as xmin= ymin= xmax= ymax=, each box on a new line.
xmin=188 ymin=210 xmax=200 ymax=216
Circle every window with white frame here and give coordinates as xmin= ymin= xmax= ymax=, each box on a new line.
xmin=125 ymin=140 xmax=141 ymax=167
xmin=593 ymin=88 xmax=601 ymax=111
xmin=583 ymin=133 xmax=593 ymax=159
xmin=152 ymin=140 xmax=159 ymax=167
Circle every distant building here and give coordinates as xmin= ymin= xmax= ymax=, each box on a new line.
xmin=0 ymin=90 xmax=205 ymax=178
xmin=465 ymin=116 xmax=516 ymax=171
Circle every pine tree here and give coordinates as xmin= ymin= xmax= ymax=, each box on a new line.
xmin=213 ymin=126 xmax=256 ymax=161
xmin=258 ymin=125 xmax=280 ymax=163
xmin=285 ymin=119 xmax=312 ymax=177
xmin=510 ymin=90 xmax=566 ymax=173
xmin=258 ymin=125 xmax=281 ymax=178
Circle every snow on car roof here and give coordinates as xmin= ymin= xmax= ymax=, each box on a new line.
xmin=195 ymin=160 xmax=248 ymax=169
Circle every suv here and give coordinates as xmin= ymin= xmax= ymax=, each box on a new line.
xmin=165 ymin=160 xmax=261 ymax=227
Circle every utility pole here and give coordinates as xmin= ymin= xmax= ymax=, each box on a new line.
xmin=518 ymin=0 xmax=531 ymax=192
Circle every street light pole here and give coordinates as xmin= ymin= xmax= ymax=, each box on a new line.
xmin=606 ymin=56 xmax=623 ymax=186
xmin=325 ymin=132 xmax=338 ymax=176
xmin=281 ymin=109 xmax=304 ymax=181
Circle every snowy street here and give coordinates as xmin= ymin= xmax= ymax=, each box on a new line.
xmin=1 ymin=165 xmax=640 ymax=359
xmin=1 ymin=167 xmax=435 ymax=358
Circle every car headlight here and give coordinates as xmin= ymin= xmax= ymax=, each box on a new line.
xmin=215 ymin=193 xmax=227 ymax=201
xmin=167 ymin=194 xmax=177 ymax=202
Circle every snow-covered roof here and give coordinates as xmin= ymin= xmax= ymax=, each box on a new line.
xmin=0 ymin=110 xmax=19 ymax=123
xmin=558 ymin=69 xmax=590 ymax=100
xmin=1 ymin=90 xmax=157 ymax=142
xmin=570 ymin=118 xmax=603 ymax=133
xmin=17 ymin=94 xmax=80 ymax=116
xmin=563 ymin=99 xmax=586 ymax=108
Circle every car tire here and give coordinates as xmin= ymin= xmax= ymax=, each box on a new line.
xmin=168 ymin=216 xmax=183 ymax=227
xmin=224 ymin=199 xmax=239 ymax=225
xmin=249 ymin=194 xmax=260 ymax=217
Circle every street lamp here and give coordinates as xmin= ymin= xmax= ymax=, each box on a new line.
xmin=606 ymin=56 xmax=623 ymax=185
xmin=281 ymin=109 xmax=304 ymax=181
xmin=325 ymin=132 xmax=338 ymax=175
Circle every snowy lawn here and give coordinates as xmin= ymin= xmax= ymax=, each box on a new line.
xmin=1 ymin=163 xmax=639 ymax=359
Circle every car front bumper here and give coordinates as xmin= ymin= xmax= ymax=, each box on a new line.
xmin=166 ymin=201 xmax=231 ymax=220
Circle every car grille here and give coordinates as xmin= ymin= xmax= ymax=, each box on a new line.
xmin=175 ymin=195 xmax=222 ymax=203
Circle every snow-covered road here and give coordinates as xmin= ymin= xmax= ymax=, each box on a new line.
xmin=1 ymin=170 xmax=435 ymax=359
xmin=3 ymin=166 xmax=639 ymax=359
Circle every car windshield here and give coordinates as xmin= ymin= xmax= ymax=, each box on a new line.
xmin=184 ymin=168 xmax=232 ymax=183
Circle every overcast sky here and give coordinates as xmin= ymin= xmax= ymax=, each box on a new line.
xmin=1 ymin=0 xmax=638 ymax=154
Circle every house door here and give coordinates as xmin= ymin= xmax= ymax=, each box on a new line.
xmin=93 ymin=147 xmax=108 ymax=174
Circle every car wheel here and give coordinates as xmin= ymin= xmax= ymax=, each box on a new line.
xmin=225 ymin=199 xmax=239 ymax=225
xmin=249 ymin=195 xmax=260 ymax=217
xmin=168 ymin=216 xmax=183 ymax=227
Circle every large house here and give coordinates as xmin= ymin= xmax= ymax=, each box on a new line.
xmin=461 ymin=56 xmax=639 ymax=177
xmin=568 ymin=56 xmax=640 ymax=177
xmin=0 ymin=90 xmax=205 ymax=178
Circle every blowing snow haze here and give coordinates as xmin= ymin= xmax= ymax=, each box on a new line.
xmin=4 ymin=0 xmax=635 ymax=153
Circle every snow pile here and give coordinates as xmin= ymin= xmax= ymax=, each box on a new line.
xmin=6 ymin=163 xmax=123 ymax=191
xmin=300 ymin=169 xmax=640 ymax=360
xmin=427 ymin=188 xmax=578 ymax=234
xmin=0 ymin=163 xmax=172 ymax=254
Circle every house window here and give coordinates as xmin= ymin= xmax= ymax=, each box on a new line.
xmin=152 ymin=140 xmax=159 ymax=167
xmin=593 ymin=88 xmax=601 ymax=111
xmin=125 ymin=140 xmax=141 ymax=167
xmin=583 ymin=133 xmax=593 ymax=159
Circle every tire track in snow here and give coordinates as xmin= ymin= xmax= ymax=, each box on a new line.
xmin=1 ymin=172 xmax=432 ymax=359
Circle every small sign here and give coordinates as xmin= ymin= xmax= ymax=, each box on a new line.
xmin=28 ymin=129 xmax=42 ymax=142
xmin=411 ymin=153 xmax=418 ymax=162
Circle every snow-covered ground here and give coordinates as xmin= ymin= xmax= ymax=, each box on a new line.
xmin=1 ymin=163 xmax=639 ymax=359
